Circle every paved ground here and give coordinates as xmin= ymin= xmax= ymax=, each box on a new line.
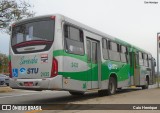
xmin=0 ymin=85 xmax=160 ymax=113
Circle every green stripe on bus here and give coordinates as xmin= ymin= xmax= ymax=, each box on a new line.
xmin=53 ymin=50 xmax=87 ymax=62
xmin=54 ymin=50 xmax=130 ymax=82
xmin=59 ymin=66 xmax=98 ymax=81
xmin=59 ymin=62 xmax=130 ymax=81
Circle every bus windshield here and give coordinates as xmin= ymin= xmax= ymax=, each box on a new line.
xmin=12 ymin=20 xmax=54 ymax=46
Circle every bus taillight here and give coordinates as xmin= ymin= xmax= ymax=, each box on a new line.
xmin=50 ymin=16 xmax=55 ymax=20
xmin=9 ymin=61 xmax=12 ymax=78
xmin=51 ymin=57 xmax=58 ymax=77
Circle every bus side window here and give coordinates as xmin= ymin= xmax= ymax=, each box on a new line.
xmin=148 ymin=55 xmax=152 ymax=68
xmin=64 ymin=25 xmax=69 ymax=38
xmin=129 ymin=52 xmax=133 ymax=67
xmin=102 ymin=38 xmax=108 ymax=59
xmin=108 ymin=41 xmax=120 ymax=61
xmin=64 ymin=25 xmax=84 ymax=55
xmin=144 ymin=54 xmax=148 ymax=67
xmin=139 ymin=52 xmax=144 ymax=66
xmin=135 ymin=53 xmax=139 ymax=66
xmin=69 ymin=26 xmax=82 ymax=41
xmin=111 ymin=41 xmax=117 ymax=52
xmin=120 ymin=45 xmax=127 ymax=63
xmin=92 ymin=42 xmax=98 ymax=64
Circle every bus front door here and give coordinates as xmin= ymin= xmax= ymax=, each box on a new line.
xmin=86 ymin=38 xmax=100 ymax=89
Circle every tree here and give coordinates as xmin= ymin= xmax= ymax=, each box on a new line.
xmin=0 ymin=58 xmax=2 ymax=66
xmin=0 ymin=53 xmax=9 ymax=73
xmin=0 ymin=0 xmax=35 ymax=33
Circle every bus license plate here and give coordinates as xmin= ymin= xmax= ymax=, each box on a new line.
xmin=24 ymin=82 xmax=33 ymax=86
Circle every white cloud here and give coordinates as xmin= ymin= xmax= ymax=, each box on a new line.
xmin=0 ymin=33 xmax=10 ymax=55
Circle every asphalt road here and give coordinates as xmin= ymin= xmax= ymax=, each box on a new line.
xmin=0 ymin=85 xmax=160 ymax=113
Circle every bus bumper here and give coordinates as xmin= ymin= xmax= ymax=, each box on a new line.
xmin=9 ymin=75 xmax=63 ymax=90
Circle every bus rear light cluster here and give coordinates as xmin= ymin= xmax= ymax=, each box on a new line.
xmin=51 ymin=57 xmax=58 ymax=77
xmin=50 ymin=16 xmax=55 ymax=20
xmin=9 ymin=61 xmax=12 ymax=78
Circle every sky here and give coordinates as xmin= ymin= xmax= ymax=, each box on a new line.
xmin=0 ymin=0 xmax=160 ymax=61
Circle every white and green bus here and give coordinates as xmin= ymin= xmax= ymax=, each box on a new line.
xmin=9 ymin=14 xmax=156 ymax=96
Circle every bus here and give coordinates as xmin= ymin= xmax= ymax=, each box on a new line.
xmin=9 ymin=14 xmax=156 ymax=96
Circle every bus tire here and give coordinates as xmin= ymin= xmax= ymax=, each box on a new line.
xmin=69 ymin=91 xmax=84 ymax=96
xmin=107 ymin=77 xmax=116 ymax=95
xmin=142 ymin=77 xmax=149 ymax=89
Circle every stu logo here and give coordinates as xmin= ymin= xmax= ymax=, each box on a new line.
xmin=27 ymin=68 xmax=39 ymax=74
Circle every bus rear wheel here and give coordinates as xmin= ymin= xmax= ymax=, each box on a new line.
xmin=142 ymin=77 xmax=149 ymax=89
xmin=107 ymin=77 xmax=116 ymax=95
xmin=69 ymin=91 xmax=84 ymax=96
xmin=98 ymin=77 xmax=116 ymax=96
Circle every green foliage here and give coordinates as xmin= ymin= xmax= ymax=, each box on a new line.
xmin=0 ymin=60 xmax=2 ymax=66
xmin=0 ymin=0 xmax=35 ymax=33
xmin=0 ymin=53 xmax=9 ymax=73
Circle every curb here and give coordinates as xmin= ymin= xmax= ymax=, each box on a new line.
xmin=0 ymin=86 xmax=13 ymax=93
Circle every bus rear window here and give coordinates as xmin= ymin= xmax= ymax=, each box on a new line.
xmin=12 ymin=20 xmax=54 ymax=46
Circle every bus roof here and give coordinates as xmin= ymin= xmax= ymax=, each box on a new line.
xmin=62 ymin=14 xmax=151 ymax=55
xmin=13 ymin=14 xmax=151 ymax=55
